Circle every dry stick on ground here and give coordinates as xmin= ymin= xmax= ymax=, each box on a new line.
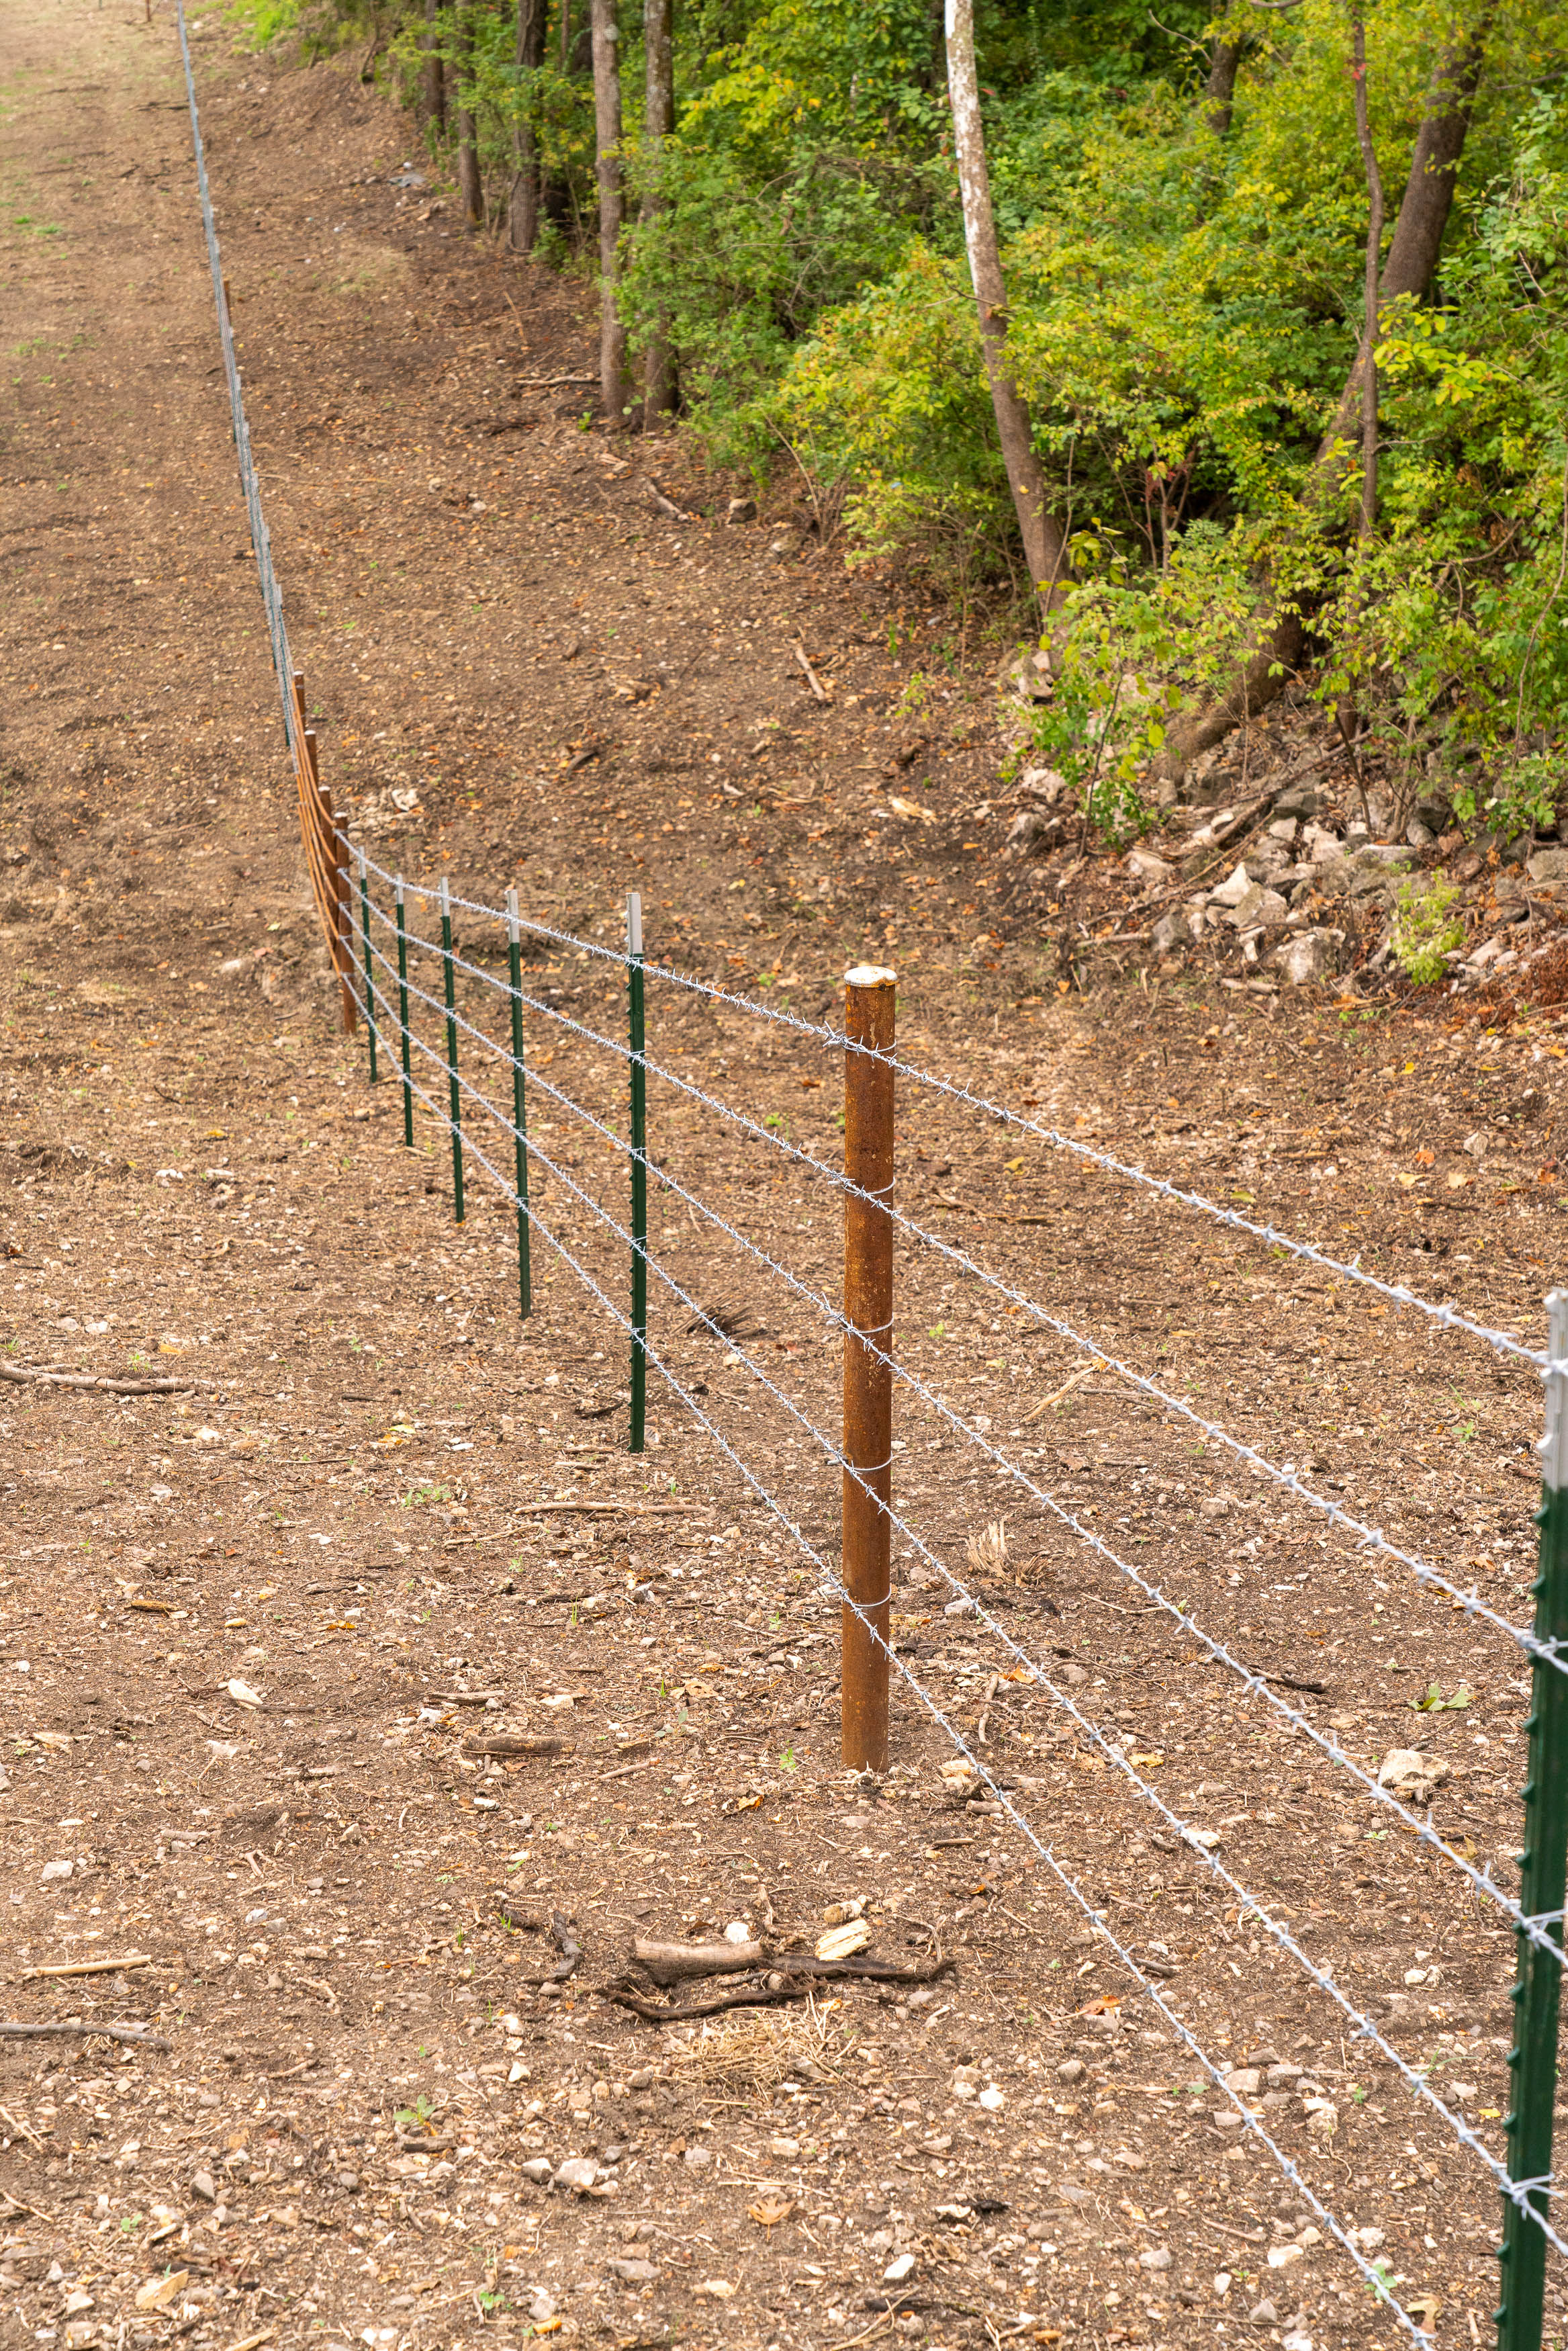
xmin=0 ymin=2020 xmax=171 ymax=2049
xmin=634 ymin=1938 xmax=766 ymax=1984
xmin=794 ymin=644 xmax=833 ymax=705
xmin=603 ymin=1951 xmax=956 ymax=2023
xmin=0 ymin=1364 xmax=207 ymax=1395
xmin=19 ymin=1955 xmax=152 ymax=1984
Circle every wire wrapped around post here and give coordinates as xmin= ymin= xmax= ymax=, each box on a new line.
xmin=439 ymin=875 xmax=465 ymax=1224
xmin=1497 ymin=1286 xmax=1568 ymax=2351
xmin=841 ymin=961 xmax=896 ymax=1775
xmin=506 ymin=887 xmax=533 ymax=1319
xmin=628 ymin=890 xmax=647 ymax=1454
xmin=357 ymin=850 xmax=378 ymax=1083
xmin=396 ymin=877 xmax=413 ymax=1149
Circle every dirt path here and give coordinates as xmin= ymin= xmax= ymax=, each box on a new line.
xmin=5 ymin=7 xmax=1568 ymax=2351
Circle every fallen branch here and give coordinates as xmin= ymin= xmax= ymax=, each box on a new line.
xmin=600 ymin=1976 xmax=800 ymax=2022
xmin=604 ymin=1948 xmax=955 ymax=2023
xmin=793 ymin=643 xmax=832 ymax=704
xmin=465 ymin=1733 xmax=571 ymax=1759
xmin=503 ymin=1499 xmax=696 ymax=1520
xmin=633 ymin=1937 xmax=766 ymax=1985
xmin=0 ymin=2019 xmax=171 ymax=2049
xmin=19 ymin=1955 xmax=152 ymax=1984
xmin=425 ymin=1687 xmax=504 ymax=1706
xmin=1023 ymin=1360 xmax=1099 ymax=1423
xmin=0 ymin=1363 xmax=208 ymax=1396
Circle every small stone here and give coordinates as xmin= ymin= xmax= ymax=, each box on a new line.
xmin=1250 ymin=2299 xmax=1279 ymax=2325
xmin=63 ymin=2290 xmax=95 ymax=2315
xmin=883 ymin=2252 xmax=917 ymax=2285
xmin=683 ymin=2142 xmax=712 ymax=2170
xmin=978 ymin=2085 xmax=1004 ymax=2112
xmin=1126 ymin=848 xmax=1173 ymax=886
xmin=723 ymin=1920 xmax=752 ymax=1943
xmin=191 ymin=2170 xmax=217 ymax=2203
xmin=1138 ymin=2247 xmax=1172 ymax=2272
xmin=519 ymin=2157 xmax=553 ymax=2185
xmin=608 ymin=2256 xmax=659 ymax=2283
xmin=336 ymin=2170 xmax=360 ymax=2192
xmin=1223 ymin=2068 xmax=1262 ymax=2098
xmin=1210 ymin=862 xmax=1254 ymax=908
xmin=528 ymin=2289 xmax=557 ymax=2323
xmin=555 ymin=2156 xmax=600 ymax=2193
xmin=1056 ymin=2058 xmax=1085 ymax=2083
xmin=1528 ymin=848 xmax=1568 ymax=884
xmin=1152 ymin=908 xmax=1194 ymax=955
xmin=725 ymin=497 xmax=757 ymax=525
xmin=41 ymin=1859 xmax=73 ymax=1883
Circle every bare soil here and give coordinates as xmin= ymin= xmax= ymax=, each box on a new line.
xmin=5 ymin=9 xmax=1568 ymax=2351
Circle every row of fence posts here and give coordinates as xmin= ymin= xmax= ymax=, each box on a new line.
xmin=299 ymin=740 xmax=1568 ymax=2349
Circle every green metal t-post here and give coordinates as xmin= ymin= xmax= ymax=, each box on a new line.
xmin=506 ymin=887 xmax=533 ymax=1320
xmin=357 ymin=849 xmax=378 ymax=1083
xmin=396 ymin=878 xmax=414 ymax=1149
xmin=1497 ymin=1288 xmax=1568 ymax=2351
xmin=439 ymin=875 xmax=465 ymax=1225
xmin=628 ymin=889 xmax=647 ymax=1455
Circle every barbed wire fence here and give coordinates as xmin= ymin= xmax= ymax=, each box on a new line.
xmin=173 ymin=5 xmax=1568 ymax=2344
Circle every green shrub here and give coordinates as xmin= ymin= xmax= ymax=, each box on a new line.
xmin=1392 ymin=877 xmax=1467 ymax=985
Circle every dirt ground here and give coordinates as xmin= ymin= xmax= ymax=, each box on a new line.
xmin=5 ymin=6 xmax=1568 ymax=2351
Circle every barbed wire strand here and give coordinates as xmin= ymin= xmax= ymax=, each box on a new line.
xmin=357 ymin=950 xmax=1567 ymax=2250
xmin=348 ymin=838 xmax=1544 ymax=1369
xmin=360 ymin=896 xmax=1562 ymax=1679
xmin=358 ymin=922 xmax=1556 ymax=1955
xmin=353 ymin=1004 xmax=1439 ymax=2334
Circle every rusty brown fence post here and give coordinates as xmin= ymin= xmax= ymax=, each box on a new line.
xmin=841 ymin=961 xmax=896 ymax=1775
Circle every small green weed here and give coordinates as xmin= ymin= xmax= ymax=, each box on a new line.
xmin=1391 ymin=877 xmax=1466 ymax=985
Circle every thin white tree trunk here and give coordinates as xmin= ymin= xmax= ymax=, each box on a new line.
xmin=591 ymin=0 xmax=629 ymax=421
xmin=944 ymin=0 xmax=1070 ymax=610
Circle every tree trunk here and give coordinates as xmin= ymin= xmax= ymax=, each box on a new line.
xmin=508 ymin=0 xmax=547 ymax=253
xmin=1350 ymin=5 xmax=1384 ymax=542
xmin=1160 ymin=9 xmax=1493 ymax=777
xmin=418 ymin=0 xmax=447 ymax=137
xmin=1203 ymin=36 xmax=1242 ymax=136
xmin=591 ymin=0 xmax=629 ymax=420
xmin=641 ymin=0 xmax=676 ymax=416
xmin=944 ymin=0 xmax=1071 ymax=612
xmin=455 ymin=3 xmax=483 ymax=228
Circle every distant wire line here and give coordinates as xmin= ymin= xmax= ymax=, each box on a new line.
xmin=351 ymin=840 xmax=1544 ymax=1369
xmin=365 ymin=891 xmax=1559 ymax=1680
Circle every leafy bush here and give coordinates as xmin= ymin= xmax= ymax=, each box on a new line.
xmin=1391 ymin=877 xmax=1467 ymax=985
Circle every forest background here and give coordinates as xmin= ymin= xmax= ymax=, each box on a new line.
xmin=232 ymin=0 xmax=1568 ymax=840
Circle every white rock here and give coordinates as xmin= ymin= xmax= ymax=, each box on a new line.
xmin=1377 ymin=1747 xmax=1450 ymax=1804
xmin=978 ymin=2085 xmax=1005 ymax=2112
xmin=1211 ymin=862 xmax=1254 ymax=907
xmin=1275 ymin=928 xmax=1340 ymax=986
xmin=1223 ymin=2068 xmax=1262 ymax=2096
xmin=1228 ymin=884 xmax=1289 ymax=931
xmin=884 ymin=2252 xmax=917 ymax=2285
xmin=41 ymin=1859 xmax=73 ymax=1883
xmin=1268 ymin=2243 xmax=1305 ymax=2269
xmin=1139 ymin=2246 xmax=1172 ymax=2271
xmin=1126 ymin=848 xmax=1173 ymax=886
xmin=723 ymin=1920 xmax=752 ymax=1944
xmin=554 ymin=2157 xmax=599 ymax=2192
xmin=519 ymin=2157 xmax=553 ymax=2184
xmin=1152 ymin=908 xmax=1194 ymax=955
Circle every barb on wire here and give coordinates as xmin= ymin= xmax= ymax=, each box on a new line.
xmin=347 ymin=974 xmax=1452 ymax=2336
xmin=354 ymin=944 xmax=1568 ymax=2247
xmin=349 ymin=840 xmax=1543 ymax=1370
xmin=361 ymin=884 xmax=1559 ymax=1681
